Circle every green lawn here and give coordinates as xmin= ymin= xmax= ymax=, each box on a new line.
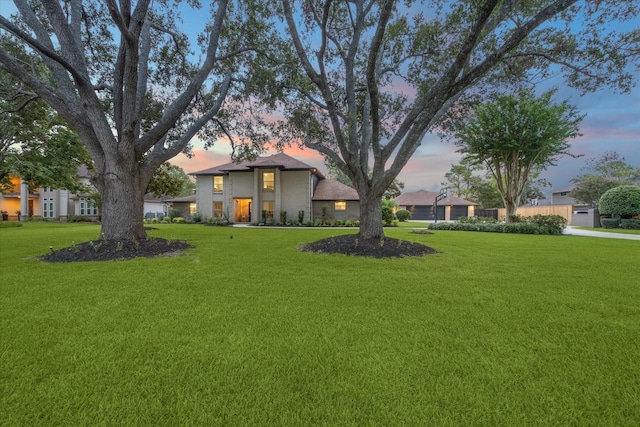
xmin=1 ymin=223 xmax=639 ymax=426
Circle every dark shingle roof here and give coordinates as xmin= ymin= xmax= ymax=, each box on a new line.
xmin=312 ymin=179 xmax=359 ymax=200
xmin=164 ymin=195 xmax=196 ymax=203
xmin=394 ymin=190 xmax=476 ymax=206
xmin=191 ymin=152 xmax=322 ymax=176
xmin=551 ymin=183 xmax=576 ymax=194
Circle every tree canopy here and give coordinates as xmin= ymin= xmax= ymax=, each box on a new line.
xmin=147 ymin=163 xmax=195 ymax=198
xmin=0 ymin=0 xmax=275 ymax=240
xmin=1 ymin=0 xmax=639 ymax=243
xmin=0 ymin=41 xmax=90 ymax=193
xmin=453 ymin=90 xmax=582 ymax=220
xmin=572 ymin=151 xmax=640 ymax=206
xmin=273 ymin=0 xmax=639 ymax=238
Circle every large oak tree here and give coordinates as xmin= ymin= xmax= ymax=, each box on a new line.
xmin=276 ymin=0 xmax=639 ymax=239
xmin=0 ymin=39 xmax=91 ymax=193
xmin=0 ymin=0 xmax=273 ymax=241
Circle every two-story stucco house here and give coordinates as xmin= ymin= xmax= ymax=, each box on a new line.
xmin=191 ymin=153 xmax=360 ymax=224
xmin=0 ymin=165 xmax=98 ymax=221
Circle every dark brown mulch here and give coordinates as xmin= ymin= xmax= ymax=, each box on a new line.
xmin=40 ymin=237 xmax=194 ymax=263
xmin=299 ymin=234 xmax=437 ymax=258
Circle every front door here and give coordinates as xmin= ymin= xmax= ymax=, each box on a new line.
xmin=234 ymin=198 xmax=252 ymax=223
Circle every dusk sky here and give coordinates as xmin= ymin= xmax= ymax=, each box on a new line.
xmin=175 ymin=81 xmax=640 ymax=195
xmin=2 ymin=1 xmax=638 ymax=196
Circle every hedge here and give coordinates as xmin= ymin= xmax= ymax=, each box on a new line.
xmin=599 ymin=185 xmax=640 ymax=218
xmin=620 ymin=219 xmax=640 ymax=230
xmin=600 ymin=218 xmax=620 ymax=229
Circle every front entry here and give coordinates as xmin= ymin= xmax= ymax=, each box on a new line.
xmin=234 ymin=198 xmax=252 ymax=223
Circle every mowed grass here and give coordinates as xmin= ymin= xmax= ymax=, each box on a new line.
xmin=1 ymin=223 xmax=639 ymax=426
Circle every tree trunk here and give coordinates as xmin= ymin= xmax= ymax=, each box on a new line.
xmin=358 ymin=193 xmax=384 ymax=240
xmin=504 ymin=198 xmax=518 ymax=222
xmin=94 ymin=161 xmax=147 ymax=241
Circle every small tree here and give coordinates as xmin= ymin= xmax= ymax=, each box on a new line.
xmin=146 ymin=162 xmax=195 ymax=198
xmin=598 ymin=186 xmax=640 ymax=219
xmin=382 ymin=199 xmax=397 ymax=226
xmin=571 ymin=175 xmax=620 ymax=207
xmin=453 ymin=90 xmax=583 ymax=221
xmin=572 ymin=151 xmax=640 ymax=207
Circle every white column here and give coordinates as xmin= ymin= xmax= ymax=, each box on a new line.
xmin=253 ymin=169 xmax=260 ymax=223
xmin=275 ymin=168 xmax=281 ymax=222
xmin=20 ymin=179 xmax=29 ymax=221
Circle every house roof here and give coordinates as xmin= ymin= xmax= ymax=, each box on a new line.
xmin=312 ymin=179 xmax=359 ymax=201
xmin=394 ymin=190 xmax=476 ymax=206
xmin=191 ymin=152 xmax=323 ymax=176
xmin=551 ymin=183 xmax=576 ymax=194
xmin=164 ymin=195 xmax=196 ymax=203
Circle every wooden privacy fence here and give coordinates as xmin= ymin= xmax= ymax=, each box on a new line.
xmin=497 ymin=205 xmax=575 ymax=224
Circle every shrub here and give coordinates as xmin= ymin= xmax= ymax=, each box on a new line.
xmin=354 ymin=220 xmax=360 ymax=227
xmin=321 ymin=204 xmax=328 ymax=221
xmin=599 ymin=185 xmax=640 ymax=218
xmin=509 ymin=214 xmax=527 ymax=223
xmin=396 ymin=209 xmax=411 ymax=222
xmin=172 ymin=217 xmax=186 ymax=223
xmin=529 ymin=214 xmax=567 ymax=234
xmin=344 ymin=219 xmax=352 ymax=227
xmin=600 ymin=218 xmax=620 ymax=229
xmin=68 ymin=215 xmax=89 ymax=222
xmin=382 ymin=206 xmax=394 ymax=225
xmin=280 ymin=211 xmax=287 ymax=224
xmin=620 ymin=219 xmax=640 ymax=230
xmin=428 ymin=219 xmax=564 ymax=235
xmin=206 ymin=217 xmax=229 ymax=226
xmin=298 ymin=210 xmax=305 ymax=224
xmin=191 ymin=211 xmax=202 ymax=223
xmin=335 ymin=219 xmax=344 ymax=226
xmin=306 ymin=220 xmax=314 ymax=227
xmin=459 ymin=216 xmax=498 ymax=224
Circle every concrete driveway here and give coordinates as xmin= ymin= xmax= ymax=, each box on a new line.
xmin=563 ymin=226 xmax=640 ymax=240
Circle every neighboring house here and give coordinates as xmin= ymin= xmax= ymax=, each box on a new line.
xmin=394 ymin=190 xmax=476 ymax=221
xmin=191 ymin=153 xmax=360 ymax=223
xmin=163 ymin=195 xmax=197 ymax=219
xmin=0 ymin=165 xmax=99 ymax=221
xmin=550 ymin=183 xmax=590 ymax=209
xmin=499 ymin=183 xmax=595 ymax=226
xmin=143 ymin=193 xmax=170 ymax=219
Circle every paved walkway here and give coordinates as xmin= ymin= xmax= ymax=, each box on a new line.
xmin=563 ymin=226 xmax=640 ymax=240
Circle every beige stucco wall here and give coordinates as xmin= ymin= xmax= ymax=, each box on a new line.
xmin=313 ymin=201 xmax=360 ymax=222
xmin=230 ymin=171 xmax=254 ymax=197
xmin=279 ymin=170 xmax=311 ymax=222
xmin=196 ymin=175 xmax=214 ymax=218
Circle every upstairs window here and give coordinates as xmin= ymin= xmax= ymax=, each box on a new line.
xmin=263 ymin=172 xmax=275 ymax=190
xmin=335 ymin=201 xmax=346 ymax=211
xmin=213 ymin=176 xmax=223 ymax=192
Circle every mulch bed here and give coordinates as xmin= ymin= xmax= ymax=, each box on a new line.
xmin=40 ymin=238 xmax=194 ymax=263
xmin=299 ymin=234 xmax=437 ymax=258
xmin=40 ymin=232 xmax=435 ymax=262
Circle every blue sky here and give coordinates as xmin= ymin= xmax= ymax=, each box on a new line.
xmin=2 ymin=1 xmax=638 ymax=196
